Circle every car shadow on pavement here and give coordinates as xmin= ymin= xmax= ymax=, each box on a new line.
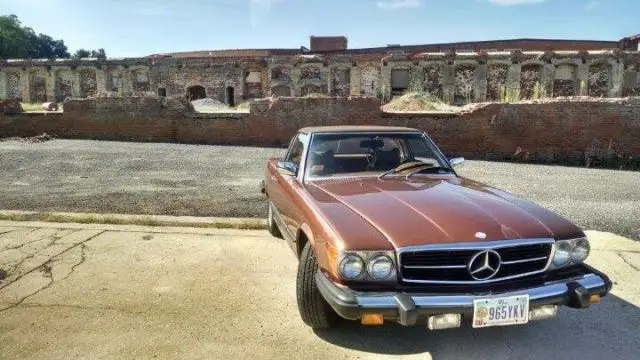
xmin=313 ymin=294 xmax=639 ymax=359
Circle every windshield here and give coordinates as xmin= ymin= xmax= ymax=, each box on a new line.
xmin=304 ymin=132 xmax=450 ymax=179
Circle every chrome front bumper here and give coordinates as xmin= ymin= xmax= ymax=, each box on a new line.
xmin=315 ymin=265 xmax=611 ymax=326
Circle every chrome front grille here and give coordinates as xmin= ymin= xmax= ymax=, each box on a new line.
xmin=398 ymin=239 xmax=554 ymax=284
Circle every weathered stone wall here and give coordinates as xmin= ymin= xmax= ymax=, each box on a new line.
xmin=1 ymin=96 xmax=638 ymax=169
xmin=1 ymin=50 xmax=640 ymax=106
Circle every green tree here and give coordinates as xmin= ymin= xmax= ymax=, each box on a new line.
xmin=0 ymin=14 xmax=70 ymax=59
xmin=0 ymin=14 xmax=30 ymax=59
xmin=72 ymin=48 xmax=106 ymax=60
xmin=30 ymin=34 xmax=70 ymax=59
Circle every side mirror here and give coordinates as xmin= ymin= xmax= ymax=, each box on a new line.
xmin=277 ymin=161 xmax=298 ymax=176
xmin=449 ymin=157 xmax=465 ymax=167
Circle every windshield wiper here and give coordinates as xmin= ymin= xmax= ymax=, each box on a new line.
xmin=378 ymin=161 xmax=435 ymax=179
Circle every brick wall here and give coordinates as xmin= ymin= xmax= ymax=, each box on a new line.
xmin=1 ymin=96 xmax=639 ymax=168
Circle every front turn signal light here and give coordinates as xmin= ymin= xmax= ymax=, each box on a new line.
xmin=361 ymin=313 xmax=384 ymax=325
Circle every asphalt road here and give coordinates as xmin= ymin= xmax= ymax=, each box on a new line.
xmin=0 ymin=139 xmax=638 ymax=238
xmin=0 ymin=221 xmax=638 ymax=360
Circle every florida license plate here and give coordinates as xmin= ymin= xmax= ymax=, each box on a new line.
xmin=472 ymin=295 xmax=530 ymax=328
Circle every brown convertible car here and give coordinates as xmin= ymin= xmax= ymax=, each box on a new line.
xmin=262 ymin=126 xmax=611 ymax=330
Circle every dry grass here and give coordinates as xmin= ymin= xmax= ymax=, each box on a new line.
xmin=383 ymin=92 xmax=458 ymax=112
xmin=21 ymin=103 xmax=44 ymax=112
xmin=0 ymin=212 xmax=267 ymax=230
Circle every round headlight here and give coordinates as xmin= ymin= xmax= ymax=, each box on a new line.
xmin=339 ymin=255 xmax=364 ymax=280
xmin=367 ymin=255 xmax=395 ymax=280
xmin=571 ymin=238 xmax=590 ymax=262
xmin=553 ymin=241 xmax=572 ymax=267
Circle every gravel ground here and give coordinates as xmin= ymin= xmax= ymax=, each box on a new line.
xmin=0 ymin=139 xmax=638 ymax=238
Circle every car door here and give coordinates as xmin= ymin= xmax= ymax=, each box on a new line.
xmin=270 ymin=133 xmax=309 ymax=249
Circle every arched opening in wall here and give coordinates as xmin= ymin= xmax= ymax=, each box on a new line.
xmin=271 ymin=85 xmax=292 ymax=97
xmin=553 ymin=64 xmax=577 ymax=97
xmin=133 ymin=70 xmax=150 ymax=92
xmin=271 ymin=67 xmax=291 ymax=82
xmin=244 ymin=70 xmax=263 ymax=99
xmin=226 ymin=86 xmax=235 ymax=107
xmin=107 ymin=71 xmax=123 ymax=92
xmin=157 ymin=88 xmax=167 ymax=97
xmin=301 ymin=66 xmax=322 ymax=81
xmin=55 ymin=70 xmax=74 ymax=103
xmin=390 ymin=69 xmax=409 ymax=96
xmin=588 ymin=63 xmax=610 ymax=97
xmin=187 ymin=85 xmax=206 ymax=101
xmin=424 ymin=65 xmax=443 ymax=100
xmin=79 ymin=70 xmax=97 ymax=98
xmin=360 ymin=67 xmax=380 ymax=97
xmin=520 ymin=64 xmax=543 ymax=99
xmin=487 ymin=64 xmax=510 ymax=102
xmin=454 ymin=65 xmax=476 ymax=105
xmin=331 ymin=68 xmax=351 ymax=97
xmin=301 ymin=84 xmax=326 ymax=97
xmin=29 ymin=72 xmax=47 ymax=103
xmin=622 ymin=64 xmax=640 ymax=97
xmin=6 ymin=72 xmax=22 ymax=100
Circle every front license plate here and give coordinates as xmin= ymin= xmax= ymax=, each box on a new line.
xmin=473 ymin=295 xmax=529 ymax=328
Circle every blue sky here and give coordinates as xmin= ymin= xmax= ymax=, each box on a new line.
xmin=1 ymin=0 xmax=637 ymax=57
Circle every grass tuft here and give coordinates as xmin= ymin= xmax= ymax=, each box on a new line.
xmin=0 ymin=212 xmax=267 ymax=230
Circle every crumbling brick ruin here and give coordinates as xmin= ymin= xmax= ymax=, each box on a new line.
xmin=1 ymin=36 xmax=639 ymax=105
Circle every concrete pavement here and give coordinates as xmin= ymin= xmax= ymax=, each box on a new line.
xmin=0 ymin=221 xmax=638 ymax=360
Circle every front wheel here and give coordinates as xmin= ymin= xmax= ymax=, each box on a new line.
xmin=296 ymin=241 xmax=340 ymax=329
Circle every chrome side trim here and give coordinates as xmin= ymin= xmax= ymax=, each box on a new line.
xmin=397 ymin=238 xmax=555 ymax=285
xmin=502 ymin=256 xmax=548 ymax=265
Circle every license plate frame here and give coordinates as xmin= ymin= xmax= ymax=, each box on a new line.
xmin=472 ymin=295 xmax=530 ymax=328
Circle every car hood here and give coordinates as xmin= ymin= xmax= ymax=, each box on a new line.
xmin=306 ymin=176 xmax=583 ymax=249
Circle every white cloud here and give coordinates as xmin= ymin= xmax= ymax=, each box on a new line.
xmin=585 ymin=0 xmax=598 ymax=10
xmin=487 ymin=0 xmax=546 ymax=5
xmin=377 ymin=0 xmax=422 ymax=9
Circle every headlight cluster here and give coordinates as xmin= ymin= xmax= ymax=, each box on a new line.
xmin=338 ymin=252 xmax=396 ymax=281
xmin=551 ymin=238 xmax=590 ymax=268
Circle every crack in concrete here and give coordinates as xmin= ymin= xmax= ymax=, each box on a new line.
xmin=0 ymin=230 xmax=106 ymax=291
xmin=0 ymin=277 xmax=54 ymax=313
xmin=618 ymin=252 xmax=640 ymax=272
xmin=0 ymin=228 xmax=80 ymax=252
xmin=0 ymin=228 xmax=21 ymax=236
xmin=17 ymin=302 xmax=147 ymax=315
